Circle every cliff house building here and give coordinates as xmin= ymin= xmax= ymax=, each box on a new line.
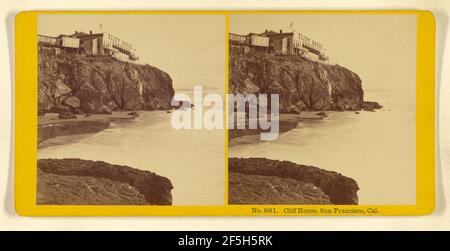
xmin=230 ymin=33 xmax=270 ymax=54
xmin=38 ymin=30 xmax=139 ymax=62
xmin=229 ymin=29 xmax=329 ymax=63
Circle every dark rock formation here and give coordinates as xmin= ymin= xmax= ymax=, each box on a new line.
xmin=127 ymin=111 xmax=139 ymax=117
xmin=229 ymin=157 xmax=359 ymax=205
xmin=362 ymin=101 xmax=383 ymax=111
xmin=37 ymin=158 xmax=173 ymax=205
xmin=62 ymin=96 xmax=80 ymax=109
xmin=38 ymin=54 xmax=175 ymax=114
xmin=98 ymin=105 xmax=112 ymax=114
xmin=172 ymin=99 xmax=194 ymax=110
xmin=229 ymin=51 xmax=381 ymax=112
xmin=229 ymin=172 xmax=331 ymax=205
xmin=37 ymin=170 xmax=149 ymax=205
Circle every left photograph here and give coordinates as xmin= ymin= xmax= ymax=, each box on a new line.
xmin=36 ymin=14 xmax=226 ymax=206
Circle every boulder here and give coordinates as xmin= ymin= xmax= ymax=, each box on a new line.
xmin=63 ymin=96 xmax=81 ymax=109
xmin=53 ymin=79 xmax=72 ymax=97
xmin=286 ymin=105 xmax=302 ymax=114
xmin=98 ymin=105 xmax=112 ymax=115
xmin=72 ymin=109 xmax=84 ymax=115
xmin=362 ymin=101 xmax=383 ymax=111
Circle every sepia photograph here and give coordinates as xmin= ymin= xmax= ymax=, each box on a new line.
xmin=36 ymin=14 xmax=226 ymax=206
xmin=2 ymin=0 xmax=444 ymax=233
xmin=227 ymin=14 xmax=417 ymax=205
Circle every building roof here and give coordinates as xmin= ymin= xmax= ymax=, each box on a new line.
xmin=57 ymin=34 xmax=74 ymax=38
xmin=229 ymin=32 xmax=246 ymax=37
xmin=70 ymin=31 xmax=104 ymax=38
xmin=38 ymin=34 xmax=57 ymax=39
xmin=260 ymin=30 xmax=294 ymax=37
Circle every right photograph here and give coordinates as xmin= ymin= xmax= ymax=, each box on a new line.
xmin=228 ymin=14 xmax=417 ymax=205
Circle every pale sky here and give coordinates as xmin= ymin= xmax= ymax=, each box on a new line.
xmin=230 ymin=14 xmax=417 ymax=94
xmin=38 ymin=14 xmax=225 ymax=91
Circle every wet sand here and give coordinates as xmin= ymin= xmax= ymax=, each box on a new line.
xmin=228 ymin=112 xmax=327 ymax=146
xmin=38 ymin=112 xmax=139 ymax=146
xmin=38 ymin=112 xmax=138 ymax=126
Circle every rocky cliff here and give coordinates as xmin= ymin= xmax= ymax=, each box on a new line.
xmin=38 ymin=53 xmax=175 ymax=114
xmin=37 ymin=158 xmax=173 ymax=205
xmin=229 ymin=158 xmax=359 ymax=205
xmin=229 ymin=51 xmax=380 ymax=112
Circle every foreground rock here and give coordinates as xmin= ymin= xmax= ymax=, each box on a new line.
xmin=229 ymin=51 xmax=381 ymax=112
xmin=38 ymin=53 xmax=175 ymax=114
xmin=229 ymin=172 xmax=331 ymax=204
xmin=229 ymin=157 xmax=359 ymax=205
xmin=37 ymin=158 xmax=173 ymax=205
xmin=38 ymin=170 xmax=149 ymax=205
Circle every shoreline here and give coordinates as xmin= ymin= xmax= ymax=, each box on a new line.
xmin=228 ymin=112 xmax=327 ymax=146
xmin=38 ymin=112 xmax=139 ymax=147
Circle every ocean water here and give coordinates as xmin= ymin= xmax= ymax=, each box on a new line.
xmin=38 ymin=109 xmax=225 ymax=206
xmin=229 ymin=90 xmax=416 ymax=205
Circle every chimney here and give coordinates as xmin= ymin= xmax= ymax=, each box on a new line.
xmin=280 ymin=29 xmax=283 ymax=33
xmin=265 ymin=29 xmax=268 ymax=33
xmin=75 ymin=31 xmax=78 ymax=34
xmin=90 ymin=30 xmax=92 ymax=35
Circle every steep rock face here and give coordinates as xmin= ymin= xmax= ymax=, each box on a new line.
xmin=229 ymin=51 xmax=369 ymax=112
xmin=229 ymin=157 xmax=359 ymax=205
xmin=38 ymin=54 xmax=175 ymax=114
xmin=38 ymin=158 xmax=173 ymax=205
